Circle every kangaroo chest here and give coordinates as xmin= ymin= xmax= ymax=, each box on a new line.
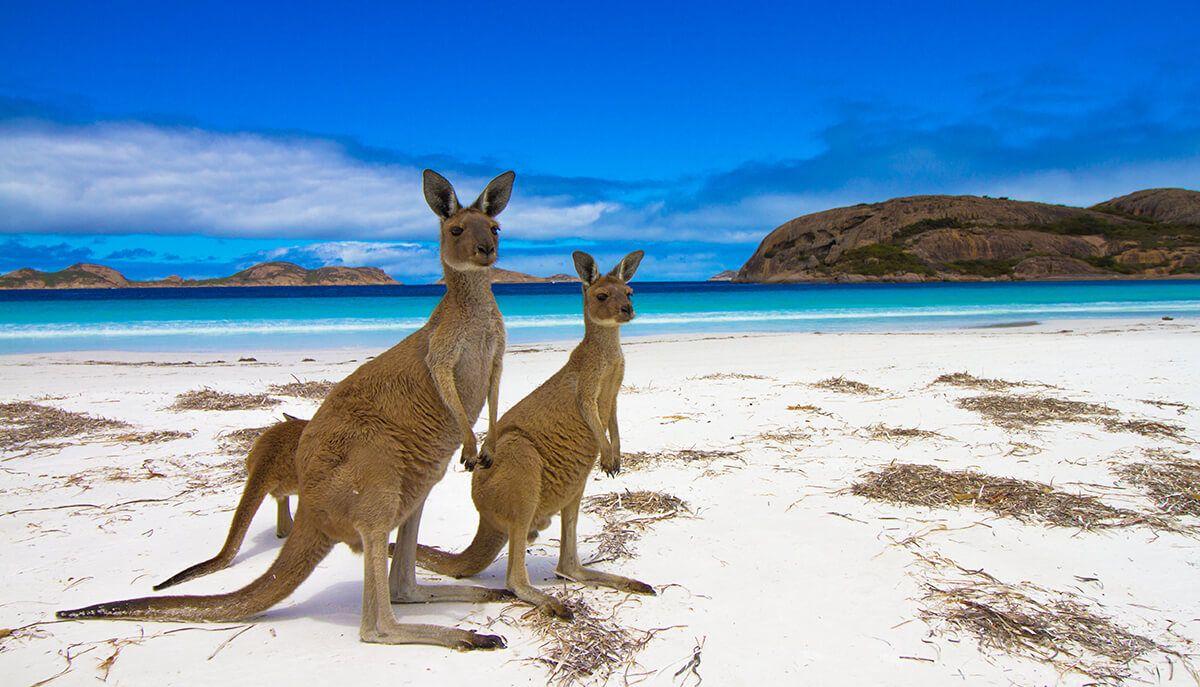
xmin=451 ymin=318 xmax=502 ymax=420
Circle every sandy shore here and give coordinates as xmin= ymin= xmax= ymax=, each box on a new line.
xmin=1 ymin=318 xmax=1198 ymax=686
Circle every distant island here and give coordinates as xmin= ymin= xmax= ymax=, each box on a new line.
xmin=0 ymin=261 xmax=398 ymax=290
xmin=435 ymin=268 xmax=580 ymax=285
xmin=732 ymin=187 xmax=1200 ymax=283
xmin=8 ymin=188 xmax=1200 ymax=289
xmin=0 ymin=260 xmax=586 ymax=290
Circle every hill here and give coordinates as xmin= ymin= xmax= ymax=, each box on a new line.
xmin=1092 ymin=188 xmax=1200 ymax=224
xmin=0 ymin=261 xmax=398 ymax=289
xmin=735 ymin=191 xmax=1200 ymax=283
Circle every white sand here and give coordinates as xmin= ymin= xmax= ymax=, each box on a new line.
xmin=1 ymin=318 xmax=1198 ymax=686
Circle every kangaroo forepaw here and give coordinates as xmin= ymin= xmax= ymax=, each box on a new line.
xmin=476 ymin=445 xmax=494 ymax=469
xmin=460 ymin=443 xmax=482 ymax=471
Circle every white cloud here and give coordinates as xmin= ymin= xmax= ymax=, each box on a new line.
xmin=0 ymin=121 xmax=625 ymax=241
xmin=266 ymin=240 xmax=442 ymax=281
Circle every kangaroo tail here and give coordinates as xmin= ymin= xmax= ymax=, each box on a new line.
xmin=154 ymin=463 xmax=275 ymax=591
xmin=416 ymin=519 xmax=506 ymax=578
xmin=58 ymin=507 xmax=333 ymax=622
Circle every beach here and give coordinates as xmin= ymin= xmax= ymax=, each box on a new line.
xmin=2 ymin=318 xmax=1198 ymax=686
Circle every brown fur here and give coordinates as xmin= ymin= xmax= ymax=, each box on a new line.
xmin=417 ymin=250 xmax=654 ymax=620
xmin=58 ymin=170 xmax=519 ymax=650
xmin=154 ymin=414 xmax=308 ymax=591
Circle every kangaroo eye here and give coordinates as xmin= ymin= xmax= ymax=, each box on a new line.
xmin=449 ymin=226 xmax=464 ymax=236
xmin=596 ymin=293 xmax=609 ymax=301
xmin=490 ymin=226 xmax=500 ymax=235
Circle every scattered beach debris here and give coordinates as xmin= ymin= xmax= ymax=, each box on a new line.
xmin=959 ymin=394 xmax=1188 ymax=440
xmin=1115 ymin=455 xmax=1200 ymax=517
xmin=621 ymin=448 xmax=741 ymax=471
xmin=957 ymin=394 xmax=1116 ymax=430
xmin=691 ymin=372 xmax=771 ymax=381
xmin=267 ymin=379 xmax=336 ymax=400
xmin=586 ymin=490 xmax=688 ymax=516
xmin=756 ymin=427 xmax=810 ymax=445
xmin=811 ymin=377 xmax=883 ymax=395
xmin=170 ymin=389 xmax=280 ymax=411
xmin=1102 ymin=418 xmax=1188 ymax=441
xmin=1139 ymin=398 xmax=1190 ymax=414
xmin=657 ymin=414 xmax=693 ymax=424
xmin=217 ymin=425 xmax=273 ymax=454
xmin=786 ymin=403 xmax=824 ymax=413
xmin=109 ymin=430 xmax=194 ymax=444
xmin=932 ymin=372 xmax=1030 ymax=391
xmin=1005 ymin=441 xmax=1044 ymax=457
xmin=851 ymin=463 xmax=1168 ymax=530
xmin=0 ymin=402 xmax=129 ymax=453
xmin=922 ymin=569 xmax=1180 ymax=685
xmin=583 ymin=490 xmax=689 ymax=563
xmin=860 ymin=424 xmax=947 ymax=444
xmin=497 ymin=588 xmax=662 ymax=687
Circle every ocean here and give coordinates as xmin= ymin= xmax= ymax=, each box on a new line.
xmin=1 ymin=280 xmax=1198 ymax=354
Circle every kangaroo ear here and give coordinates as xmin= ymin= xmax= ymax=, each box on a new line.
xmin=470 ymin=170 xmax=516 ymax=217
xmin=572 ymin=251 xmax=600 ymax=286
xmin=607 ymin=250 xmax=645 ymax=282
xmin=282 ymin=412 xmax=301 ymax=422
xmin=423 ymin=169 xmax=461 ymax=220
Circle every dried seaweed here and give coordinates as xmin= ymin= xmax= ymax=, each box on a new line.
xmin=170 ymin=389 xmax=280 ymax=411
xmin=933 ymin=372 xmax=1030 ymax=391
xmin=852 ymin=463 xmax=1167 ymax=530
xmin=1102 ymin=418 xmax=1188 ymax=441
xmin=583 ymin=490 xmax=689 ymax=563
xmin=1116 ymin=457 xmax=1200 ymax=517
xmin=923 ymin=576 xmax=1172 ymax=685
xmin=957 ymin=394 xmax=1116 ymax=430
xmin=811 ymin=377 xmax=883 ymax=395
xmin=217 ymin=425 xmax=272 ymax=454
xmin=691 ymin=372 xmax=771 ymax=381
xmin=861 ymin=424 xmax=947 ymax=443
xmin=621 ymin=448 xmax=741 ymax=471
xmin=0 ymin=402 xmax=129 ymax=452
xmin=498 ymin=589 xmax=661 ymax=686
xmin=109 ymin=430 xmax=193 ymax=444
xmin=267 ymin=379 xmax=336 ymax=400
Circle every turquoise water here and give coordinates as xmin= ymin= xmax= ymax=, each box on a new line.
xmin=1 ymin=280 xmax=1198 ymax=353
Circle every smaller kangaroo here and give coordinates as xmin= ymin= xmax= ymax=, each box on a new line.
xmin=155 ymin=414 xmax=309 ymax=591
xmin=417 ymin=250 xmax=653 ymax=620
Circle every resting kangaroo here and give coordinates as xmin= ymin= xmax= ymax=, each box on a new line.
xmin=59 ymin=170 xmax=516 ymax=650
xmin=155 ymin=413 xmax=309 ymax=591
xmin=416 ymin=250 xmax=653 ymax=620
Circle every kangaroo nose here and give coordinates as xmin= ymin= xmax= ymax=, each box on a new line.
xmin=620 ymin=305 xmax=632 ymax=315
xmin=477 ymin=244 xmax=495 ymax=256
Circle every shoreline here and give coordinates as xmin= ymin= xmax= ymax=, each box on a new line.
xmin=0 ymin=314 xmax=1192 ymax=359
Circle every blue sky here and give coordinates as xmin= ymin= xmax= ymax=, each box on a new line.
xmin=2 ymin=0 xmax=1199 ymax=282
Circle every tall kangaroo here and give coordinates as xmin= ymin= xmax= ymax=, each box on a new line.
xmin=416 ymin=250 xmax=654 ymax=620
xmin=155 ymin=414 xmax=309 ymax=591
xmin=59 ymin=170 xmax=516 ymax=650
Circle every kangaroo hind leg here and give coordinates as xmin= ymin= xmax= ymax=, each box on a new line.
xmin=388 ymin=498 xmax=513 ymax=604
xmin=359 ymin=525 xmax=506 ymax=649
xmin=555 ymin=491 xmax=655 ymax=595
xmin=275 ymin=496 xmax=293 ymax=538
